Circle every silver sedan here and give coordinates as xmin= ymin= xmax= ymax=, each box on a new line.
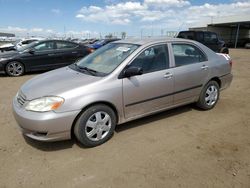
xmin=13 ymin=38 xmax=233 ymax=147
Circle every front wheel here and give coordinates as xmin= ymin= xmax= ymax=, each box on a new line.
xmin=5 ymin=61 xmax=24 ymax=76
xmin=196 ymin=81 xmax=220 ymax=110
xmin=74 ymin=104 xmax=117 ymax=147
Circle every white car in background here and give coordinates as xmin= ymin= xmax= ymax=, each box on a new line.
xmin=0 ymin=38 xmax=44 ymax=52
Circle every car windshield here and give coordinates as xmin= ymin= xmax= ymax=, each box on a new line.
xmin=73 ymin=43 xmax=139 ymax=75
xmin=16 ymin=41 xmax=40 ymax=52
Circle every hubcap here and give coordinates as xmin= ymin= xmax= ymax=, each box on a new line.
xmin=85 ymin=111 xmax=111 ymax=141
xmin=205 ymin=85 xmax=218 ymax=106
xmin=7 ymin=62 xmax=23 ymax=76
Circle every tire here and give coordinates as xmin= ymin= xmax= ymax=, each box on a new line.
xmin=74 ymin=104 xmax=117 ymax=147
xmin=5 ymin=61 xmax=25 ymax=76
xmin=196 ymin=81 xmax=220 ymax=110
xmin=220 ymin=47 xmax=229 ymax=54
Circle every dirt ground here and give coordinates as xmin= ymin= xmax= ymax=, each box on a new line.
xmin=0 ymin=49 xmax=250 ymax=188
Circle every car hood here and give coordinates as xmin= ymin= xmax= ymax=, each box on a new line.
xmin=0 ymin=50 xmax=19 ymax=58
xmin=20 ymin=67 xmax=103 ymax=100
xmin=0 ymin=43 xmax=14 ymax=48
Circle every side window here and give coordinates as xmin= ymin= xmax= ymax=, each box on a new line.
xmin=196 ymin=32 xmax=204 ymax=42
xmin=210 ymin=33 xmax=218 ymax=43
xmin=22 ymin=40 xmax=36 ymax=45
xmin=56 ymin=41 xmax=78 ymax=49
xmin=21 ymin=40 xmax=30 ymax=45
xmin=26 ymin=40 xmax=36 ymax=44
xmin=172 ymin=44 xmax=207 ymax=67
xmin=34 ymin=42 xmax=55 ymax=51
xmin=204 ymin=32 xmax=212 ymax=43
xmin=178 ymin=32 xmax=194 ymax=40
xmin=129 ymin=44 xmax=169 ymax=74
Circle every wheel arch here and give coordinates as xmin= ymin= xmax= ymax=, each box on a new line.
xmin=70 ymin=101 xmax=119 ymax=138
xmin=4 ymin=60 xmax=26 ymax=73
xmin=209 ymin=77 xmax=221 ymax=88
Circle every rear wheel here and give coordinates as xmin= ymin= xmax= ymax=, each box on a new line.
xmin=74 ymin=104 xmax=116 ymax=147
xmin=5 ymin=61 xmax=24 ymax=76
xmin=196 ymin=81 xmax=220 ymax=110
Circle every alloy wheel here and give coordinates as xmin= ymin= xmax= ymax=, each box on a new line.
xmin=85 ymin=111 xmax=112 ymax=141
xmin=205 ymin=85 xmax=218 ymax=106
xmin=6 ymin=62 xmax=24 ymax=76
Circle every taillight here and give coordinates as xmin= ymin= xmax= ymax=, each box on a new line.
xmin=87 ymin=48 xmax=95 ymax=53
xmin=229 ymin=60 xmax=233 ymax=68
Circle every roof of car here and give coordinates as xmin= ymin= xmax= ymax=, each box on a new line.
xmin=113 ymin=37 xmax=191 ymax=45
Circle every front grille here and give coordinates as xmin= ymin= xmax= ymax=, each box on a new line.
xmin=16 ymin=91 xmax=26 ymax=106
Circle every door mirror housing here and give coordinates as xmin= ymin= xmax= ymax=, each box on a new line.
xmin=123 ymin=66 xmax=143 ymax=78
xmin=28 ymin=48 xmax=35 ymax=54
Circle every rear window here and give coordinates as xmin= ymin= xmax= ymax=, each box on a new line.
xmin=172 ymin=43 xmax=207 ymax=67
xmin=178 ymin=32 xmax=195 ymax=40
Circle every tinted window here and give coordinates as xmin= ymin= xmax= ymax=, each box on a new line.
xmin=172 ymin=44 xmax=207 ymax=67
xmin=178 ymin=32 xmax=195 ymax=40
xmin=210 ymin=33 xmax=218 ymax=43
xmin=56 ymin=41 xmax=78 ymax=49
xmin=34 ymin=41 xmax=55 ymax=51
xmin=204 ymin=32 xmax=217 ymax=43
xmin=196 ymin=32 xmax=204 ymax=41
xmin=21 ymin=40 xmax=36 ymax=45
xmin=129 ymin=45 xmax=169 ymax=74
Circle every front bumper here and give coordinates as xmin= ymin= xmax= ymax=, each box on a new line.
xmin=12 ymin=97 xmax=80 ymax=142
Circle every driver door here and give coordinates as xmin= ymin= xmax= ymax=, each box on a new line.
xmin=22 ymin=41 xmax=58 ymax=71
xmin=122 ymin=44 xmax=174 ymax=119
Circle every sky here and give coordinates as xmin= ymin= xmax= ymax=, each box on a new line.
xmin=0 ymin=0 xmax=249 ymax=38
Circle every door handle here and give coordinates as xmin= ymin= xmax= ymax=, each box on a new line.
xmin=164 ymin=72 xmax=173 ymax=79
xmin=48 ymin=53 xmax=56 ymax=56
xmin=201 ymin=65 xmax=208 ymax=70
xmin=72 ymin=51 xmax=78 ymax=54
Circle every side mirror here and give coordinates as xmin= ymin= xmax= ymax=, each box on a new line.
xmin=123 ymin=66 xmax=143 ymax=78
xmin=28 ymin=48 xmax=35 ymax=54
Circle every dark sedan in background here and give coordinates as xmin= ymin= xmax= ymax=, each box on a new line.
xmin=0 ymin=40 xmax=90 ymax=76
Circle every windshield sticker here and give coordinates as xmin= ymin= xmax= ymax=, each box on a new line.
xmin=116 ymin=47 xmax=130 ymax=52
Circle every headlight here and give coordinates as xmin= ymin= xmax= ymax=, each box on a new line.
xmin=25 ymin=96 xmax=64 ymax=112
xmin=0 ymin=57 xmax=8 ymax=61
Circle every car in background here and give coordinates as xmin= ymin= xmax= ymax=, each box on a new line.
xmin=245 ymin=42 xmax=250 ymax=49
xmin=177 ymin=31 xmax=229 ymax=54
xmin=13 ymin=38 xmax=233 ymax=147
xmin=86 ymin=38 xmax=120 ymax=52
xmin=0 ymin=38 xmax=43 ymax=52
xmin=0 ymin=39 xmax=90 ymax=76
xmin=227 ymin=38 xmax=250 ymax=48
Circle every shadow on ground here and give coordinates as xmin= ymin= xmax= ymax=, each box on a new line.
xmin=115 ymin=105 xmax=194 ymax=132
xmin=0 ymin=70 xmax=48 ymax=77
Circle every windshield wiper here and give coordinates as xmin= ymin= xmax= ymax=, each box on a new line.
xmin=76 ymin=64 xmax=98 ymax=76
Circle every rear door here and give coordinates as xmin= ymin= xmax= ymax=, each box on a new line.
xmin=122 ymin=44 xmax=174 ymax=119
xmin=54 ymin=41 xmax=81 ymax=66
xmin=170 ymin=43 xmax=209 ymax=105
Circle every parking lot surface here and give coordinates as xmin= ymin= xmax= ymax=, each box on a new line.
xmin=0 ymin=49 xmax=250 ymax=188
